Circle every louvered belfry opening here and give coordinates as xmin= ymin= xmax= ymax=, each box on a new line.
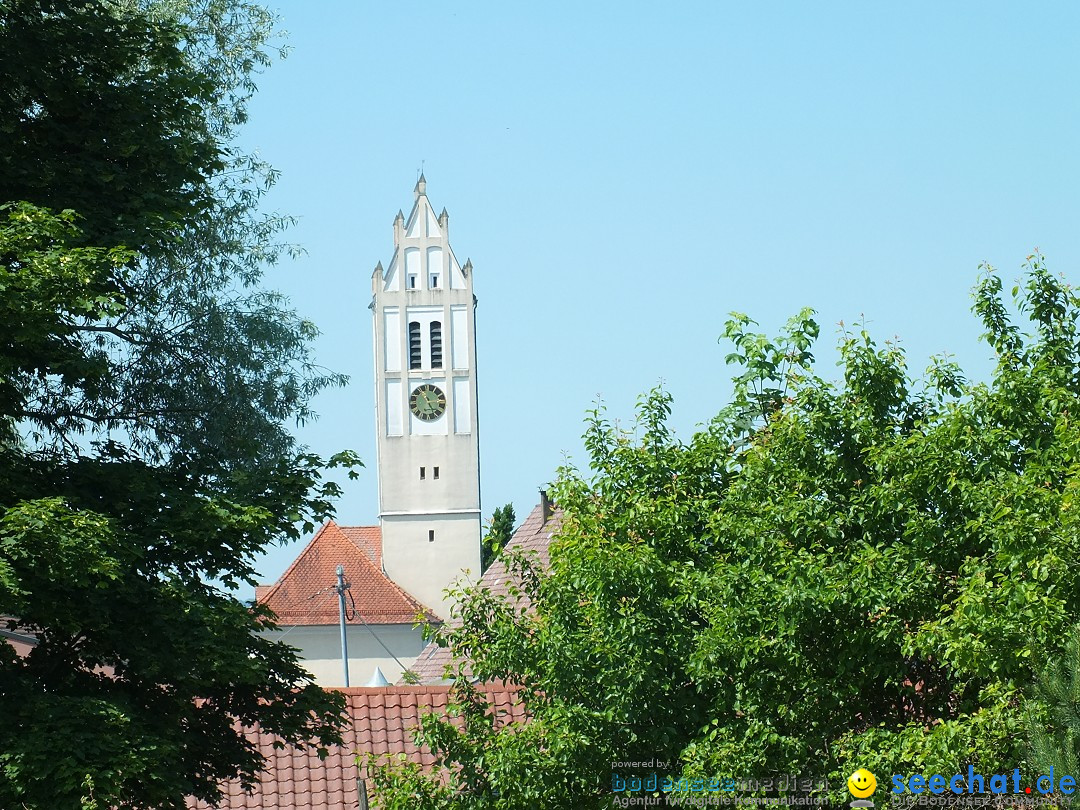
xmin=408 ymin=321 xmax=421 ymax=369
xmin=430 ymin=321 xmax=443 ymax=369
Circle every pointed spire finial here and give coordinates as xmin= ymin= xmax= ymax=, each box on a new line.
xmin=366 ymin=666 xmax=390 ymax=687
xmin=414 ymin=167 xmax=427 ymax=199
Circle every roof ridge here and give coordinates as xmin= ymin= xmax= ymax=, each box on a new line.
xmin=333 ymin=683 xmax=523 ymax=696
xmin=256 ymin=520 xmax=337 ymax=606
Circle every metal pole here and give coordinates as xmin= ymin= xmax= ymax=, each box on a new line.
xmin=336 ymin=564 xmax=350 ymax=687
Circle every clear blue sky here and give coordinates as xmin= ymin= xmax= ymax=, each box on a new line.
xmin=242 ymin=0 xmax=1080 ymax=587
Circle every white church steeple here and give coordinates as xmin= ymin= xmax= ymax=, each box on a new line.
xmin=370 ymin=179 xmax=481 ymax=620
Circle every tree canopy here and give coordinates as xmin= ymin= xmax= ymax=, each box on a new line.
xmin=0 ymin=0 xmax=219 ymax=253
xmin=482 ymin=503 xmax=516 ymax=573
xmin=371 ymin=261 xmax=1080 ymax=809
xmin=0 ymin=2 xmax=353 ymax=807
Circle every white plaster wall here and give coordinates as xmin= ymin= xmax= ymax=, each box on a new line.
xmin=450 ymin=306 xmax=468 ymax=369
xmin=376 ymin=431 xmax=479 ymax=514
xmin=453 ymin=377 xmax=471 ymax=433
xmin=404 ymin=247 xmax=420 ymax=281
xmin=426 ymin=246 xmax=443 ymax=288
xmin=261 ymin=623 xmax=429 ymax=687
xmin=381 ymin=512 xmax=481 ymax=620
xmin=385 ymin=380 xmax=403 ymax=436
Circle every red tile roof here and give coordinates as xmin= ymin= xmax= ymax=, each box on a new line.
xmin=409 ymin=502 xmax=561 ymax=683
xmin=184 ymin=506 xmax=556 ymax=806
xmin=258 ymin=522 xmax=434 ymax=626
xmin=186 ymin=684 xmax=524 ymax=810
xmin=337 ymin=526 xmax=382 ymax=568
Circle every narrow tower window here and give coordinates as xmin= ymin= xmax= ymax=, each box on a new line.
xmin=409 ymin=321 xmax=421 ymax=369
xmin=428 ymin=529 xmax=435 ymax=543
xmin=427 ymin=247 xmax=443 ymax=289
xmin=430 ymin=321 xmax=443 ymax=369
xmin=433 ymin=466 xmax=440 ymax=480
xmin=419 ymin=467 xmax=425 ymax=480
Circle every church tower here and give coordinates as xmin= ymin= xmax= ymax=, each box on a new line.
xmin=370 ymin=176 xmax=481 ymax=620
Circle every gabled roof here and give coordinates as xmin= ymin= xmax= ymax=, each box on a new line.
xmin=409 ymin=501 xmax=562 ymax=683
xmin=185 ymin=684 xmax=525 ymax=810
xmin=376 ymin=177 xmax=471 ymax=295
xmin=257 ymin=521 xmax=435 ymax=626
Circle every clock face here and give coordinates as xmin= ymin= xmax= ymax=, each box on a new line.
xmin=409 ymin=384 xmax=446 ymax=421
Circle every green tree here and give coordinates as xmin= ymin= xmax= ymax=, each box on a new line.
xmin=1026 ymin=626 xmax=1080 ymax=786
xmin=370 ymin=261 xmax=1080 ymax=809
xmin=481 ymin=503 xmax=516 ymax=573
xmin=0 ymin=2 xmax=354 ymax=808
xmin=0 ymin=0 xmax=220 ymax=253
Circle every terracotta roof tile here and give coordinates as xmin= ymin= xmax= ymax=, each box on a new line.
xmin=408 ymin=502 xmax=562 ymax=683
xmin=337 ymin=526 xmax=381 ymax=567
xmin=185 ymin=684 xmax=524 ymax=810
xmin=258 ymin=522 xmax=435 ymax=625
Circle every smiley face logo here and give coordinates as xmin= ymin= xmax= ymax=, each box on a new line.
xmin=847 ymin=769 xmax=877 ymax=799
